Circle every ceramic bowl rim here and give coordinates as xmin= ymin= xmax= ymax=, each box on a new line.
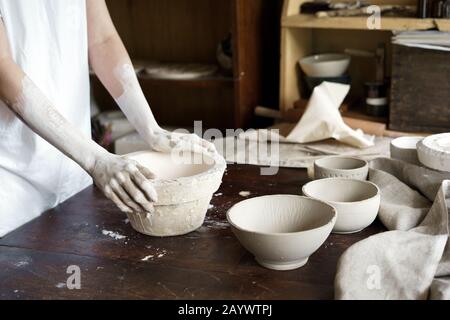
xmin=419 ymin=133 xmax=450 ymax=156
xmin=126 ymin=150 xmax=226 ymax=186
xmin=299 ymin=53 xmax=351 ymax=65
xmin=314 ymin=156 xmax=368 ymax=172
xmin=302 ymin=178 xmax=380 ymax=205
xmin=226 ymin=194 xmax=337 ymax=237
xmin=391 ymin=136 xmax=424 ymax=150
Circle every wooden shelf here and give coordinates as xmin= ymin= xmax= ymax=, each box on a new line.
xmin=282 ymin=14 xmax=437 ymax=31
xmin=137 ymin=73 xmax=235 ymax=89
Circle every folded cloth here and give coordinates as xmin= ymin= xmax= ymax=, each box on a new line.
xmin=239 ymin=82 xmax=374 ymax=148
xmin=287 ymin=82 xmax=374 ymax=148
xmin=335 ymin=158 xmax=450 ymax=299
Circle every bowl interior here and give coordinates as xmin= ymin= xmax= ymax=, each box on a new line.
xmin=423 ymin=133 xmax=450 ymax=153
xmin=391 ymin=136 xmax=423 ymax=150
xmin=227 ymin=195 xmax=335 ymax=234
xmin=315 ymin=157 xmax=366 ymax=170
xmin=301 ymin=53 xmax=349 ymax=65
xmin=303 ymin=179 xmax=378 ymax=203
xmin=128 ymin=151 xmax=214 ymax=180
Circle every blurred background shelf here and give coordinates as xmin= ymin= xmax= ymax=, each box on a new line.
xmin=279 ymin=0 xmax=449 ymax=134
xmin=282 ymin=14 xmax=437 ymax=31
xmin=137 ymin=73 xmax=236 ymax=89
xmin=91 ymin=0 xmax=283 ymax=130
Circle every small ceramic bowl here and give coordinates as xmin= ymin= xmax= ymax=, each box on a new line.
xmin=417 ymin=133 xmax=450 ymax=172
xmin=127 ymin=150 xmax=226 ymax=237
xmin=299 ymin=53 xmax=350 ymax=77
xmin=302 ymin=178 xmax=380 ymax=234
xmin=390 ymin=136 xmax=423 ymax=165
xmin=227 ymin=195 xmax=336 ymax=271
xmin=314 ymin=156 xmax=368 ymax=180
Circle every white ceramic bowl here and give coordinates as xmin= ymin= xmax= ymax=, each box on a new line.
xmin=299 ymin=53 xmax=351 ymax=77
xmin=417 ymin=133 xmax=450 ymax=172
xmin=390 ymin=136 xmax=423 ymax=165
xmin=302 ymin=178 xmax=380 ymax=234
xmin=127 ymin=151 xmax=226 ymax=236
xmin=314 ymin=156 xmax=368 ymax=180
xmin=227 ymin=195 xmax=336 ymax=271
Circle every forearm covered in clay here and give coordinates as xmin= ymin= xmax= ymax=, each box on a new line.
xmin=0 ymin=16 xmax=157 ymax=214
xmin=0 ymin=60 xmax=105 ymax=173
xmin=87 ymin=0 xmax=159 ymax=140
xmin=87 ymin=0 xmax=216 ymax=155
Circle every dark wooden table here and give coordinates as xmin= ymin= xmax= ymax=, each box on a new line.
xmin=0 ymin=164 xmax=385 ymax=299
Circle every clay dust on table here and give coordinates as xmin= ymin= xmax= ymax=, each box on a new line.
xmin=101 ymin=229 xmax=127 ymax=240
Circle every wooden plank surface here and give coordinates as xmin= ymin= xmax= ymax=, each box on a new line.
xmin=389 ymin=44 xmax=450 ymax=133
xmin=282 ymin=15 xmax=437 ymax=31
xmin=0 ymin=164 xmax=385 ymax=300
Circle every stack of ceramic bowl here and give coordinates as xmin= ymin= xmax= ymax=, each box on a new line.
xmin=389 ymin=133 xmax=450 ymax=173
xmin=302 ymin=156 xmax=381 ymax=234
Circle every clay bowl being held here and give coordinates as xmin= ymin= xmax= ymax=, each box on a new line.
xmin=227 ymin=195 xmax=336 ymax=271
xmin=127 ymin=150 xmax=226 ymax=237
xmin=299 ymin=53 xmax=350 ymax=77
xmin=390 ymin=136 xmax=423 ymax=165
xmin=302 ymin=178 xmax=380 ymax=234
xmin=314 ymin=156 xmax=368 ymax=180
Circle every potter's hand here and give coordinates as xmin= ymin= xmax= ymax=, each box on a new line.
xmin=147 ymin=129 xmax=217 ymax=155
xmin=91 ymin=153 xmax=157 ymax=214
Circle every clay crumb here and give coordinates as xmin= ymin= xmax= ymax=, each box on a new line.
xmin=239 ymin=191 xmax=251 ymax=197
xmin=55 ymin=283 xmax=66 ymax=289
xmin=14 ymin=261 xmax=30 ymax=268
xmin=124 ymin=218 xmax=130 ymax=224
xmin=208 ymin=204 xmax=214 ymax=210
xmin=214 ymin=192 xmax=223 ymax=197
xmin=141 ymin=255 xmax=154 ymax=261
xmin=102 ymin=229 xmax=127 ymax=240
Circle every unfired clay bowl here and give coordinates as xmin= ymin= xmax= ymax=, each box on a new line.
xmin=227 ymin=195 xmax=336 ymax=271
xmin=390 ymin=136 xmax=423 ymax=165
xmin=314 ymin=156 xmax=368 ymax=180
xmin=417 ymin=133 xmax=450 ymax=173
xmin=302 ymin=178 xmax=380 ymax=234
xmin=299 ymin=53 xmax=350 ymax=77
xmin=127 ymin=151 xmax=226 ymax=237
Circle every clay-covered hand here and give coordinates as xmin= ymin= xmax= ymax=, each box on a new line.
xmin=90 ymin=152 xmax=157 ymax=214
xmin=146 ymin=129 xmax=217 ymax=155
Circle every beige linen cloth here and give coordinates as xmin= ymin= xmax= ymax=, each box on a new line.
xmin=335 ymin=157 xmax=450 ymax=299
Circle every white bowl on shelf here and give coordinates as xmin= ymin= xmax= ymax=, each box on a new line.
xmin=299 ymin=53 xmax=351 ymax=77
xmin=302 ymin=178 xmax=380 ymax=234
xmin=227 ymin=195 xmax=336 ymax=271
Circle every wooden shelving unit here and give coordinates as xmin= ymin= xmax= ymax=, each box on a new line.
xmin=91 ymin=0 xmax=281 ymax=130
xmin=282 ymin=14 xmax=437 ymax=31
xmin=279 ymin=0 xmax=449 ymax=119
xmin=137 ymin=73 xmax=235 ymax=89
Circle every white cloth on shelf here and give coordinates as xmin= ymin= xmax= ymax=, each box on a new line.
xmin=239 ymin=82 xmax=374 ymax=148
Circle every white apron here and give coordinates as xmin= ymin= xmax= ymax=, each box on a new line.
xmin=0 ymin=0 xmax=92 ymax=236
